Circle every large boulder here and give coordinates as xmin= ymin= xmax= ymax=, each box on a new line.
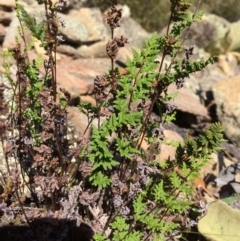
xmin=187 ymin=13 xmax=232 ymax=54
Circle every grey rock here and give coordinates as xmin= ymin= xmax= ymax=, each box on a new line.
xmin=112 ymin=16 xmax=152 ymax=48
xmin=59 ymin=13 xmax=91 ymax=44
xmin=67 ymin=8 xmax=108 ymax=43
xmin=186 ymin=13 xmax=232 ymax=54
xmin=29 ymin=8 xmax=93 ymax=44
xmin=215 ymin=161 xmax=240 ymax=188
xmin=222 ymin=142 xmax=240 ymax=161
xmin=160 ymin=13 xmax=233 ymax=55
xmin=229 ymin=19 xmax=240 ymax=51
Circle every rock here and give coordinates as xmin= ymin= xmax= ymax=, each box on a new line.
xmin=69 ymin=8 xmax=108 ymax=42
xmin=116 ymin=45 xmax=135 ymax=65
xmin=200 ymin=152 xmax=234 ymax=181
xmin=67 ymin=106 xmax=98 ymax=134
xmin=67 ymin=0 xmax=87 ymax=10
xmin=55 ymin=57 xmax=111 ymax=96
xmin=230 ymin=51 xmax=240 ymax=62
xmin=212 ymin=75 xmax=240 ymax=146
xmin=57 ymin=44 xmax=79 ymax=56
xmin=168 ymin=84 xmax=210 ymax=120
xmin=0 ymin=0 xmax=37 ymax=10
xmin=80 ymin=95 xmax=96 ymax=106
xmin=57 ymin=13 xmax=92 ymax=44
xmin=157 ymin=130 xmax=184 ymax=161
xmin=159 ymin=13 xmax=231 ymax=54
xmin=0 ymin=10 xmax=12 ymax=25
xmin=174 ymin=47 xmax=211 ymax=102
xmin=229 ymin=19 xmax=240 ymax=51
xmin=25 ymin=7 xmax=100 ymax=44
xmin=74 ymin=42 xmax=134 ymax=73
xmin=116 ymin=5 xmax=131 ymax=18
xmin=113 ymin=16 xmax=152 ymax=48
xmin=68 ymin=6 xmax=150 ymax=48
xmin=217 ymin=52 xmax=240 ymax=77
xmin=34 ymin=39 xmax=61 ymax=60
xmin=185 ymin=13 xmax=232 ymax=54
xmin=198 ymin=201 xmax=240 ymax=241
xmin=0 ymin=48 xmax=5 ymax=73
xmin=3 ymin=15 xmax=20 ymax=48
xmin=0 ymin=24 xmax=6 ymax=45
xmin=102 ymin=4 xmax=150 ymax=49
xmin=77 ymin=41 xmax=108 ymax=58
xmin=0 ymin=0 xmax=15 ymax=8
xmin=141 ymin=130 xmax=184 ymax=161
xmin=189 ymin=51 xmax=240 ymax=104
xmin=222 ymin=142 xmax=240 ymax=161
xmin=0 ymin=74 xmax=16 ymax=175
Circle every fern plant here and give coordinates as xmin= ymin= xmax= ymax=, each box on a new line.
xmin=0 ymin=0 xmax=225 ymax=240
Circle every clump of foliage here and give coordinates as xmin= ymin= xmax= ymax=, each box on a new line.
xmin=0 ymin=0 xmax=225 ymax=240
